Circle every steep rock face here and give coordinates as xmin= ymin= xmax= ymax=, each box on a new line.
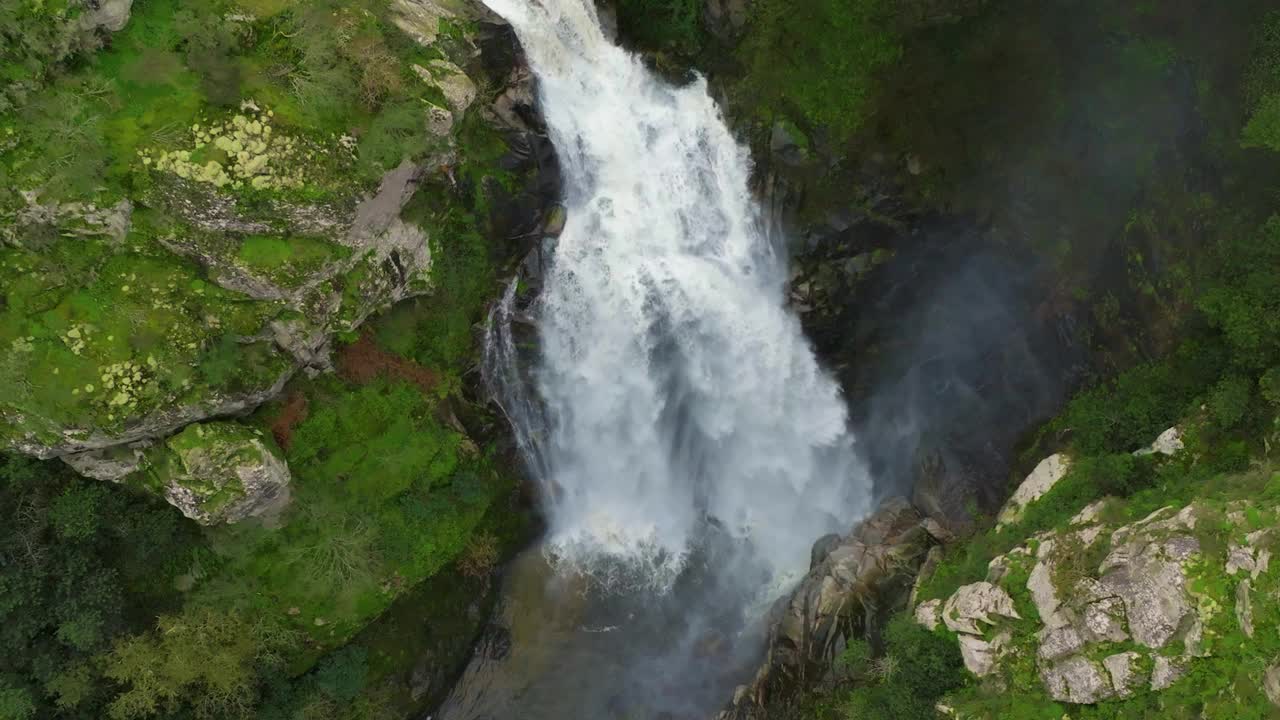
xmin=717 ymin=498 xmax=942 ymax=718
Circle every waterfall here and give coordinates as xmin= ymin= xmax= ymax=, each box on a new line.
xmin=481 ymin=0 xmax=869 ymax=590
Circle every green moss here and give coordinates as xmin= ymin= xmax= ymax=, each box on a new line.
xmin=0 ymin=233 xmax=287 ymax=448
xmin=180 ymin=371 xmax=510 ymax=658
xmin=735 ymin=0 xmax=902 ymax=137
xmin=236 ymin=233 xmax=352 ymax=288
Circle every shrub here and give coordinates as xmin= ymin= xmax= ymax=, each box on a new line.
xmin=1242 ymin=93 xmax=1280 ymax=151
xmin=1197 ymin=216 xmax=1280 ymax=370
xmin=1055 ymin=356 xmax=1209 ymax=454
xmin=839 ymin=614 xmax=965 ymax=719
xmin=1208 ymin=374 xmax=1253 ymax=429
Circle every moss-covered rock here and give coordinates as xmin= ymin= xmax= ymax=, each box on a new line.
xmin=150 ymin=420 xmax=291 ymax=525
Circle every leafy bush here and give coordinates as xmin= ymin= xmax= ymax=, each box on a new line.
xmin=839 ymin=614 xmax=965 ymax=719
xmin=103 ymin=607 xmax=297 ymax=720
xmin=1242 ymin=93 xmax=1280 ymax=151
xmin=1197 ymin=216 xmax=1280 ymax=370
xmin=1261 ymin=366 xmax=1280 ymax=406
xmin=1208 ymin=374 xmax=1253 ymax=429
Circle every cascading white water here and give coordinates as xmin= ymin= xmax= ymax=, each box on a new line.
xmin=483 ymin=0 xmax=869 ymax=589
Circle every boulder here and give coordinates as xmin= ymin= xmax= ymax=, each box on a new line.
xmin=1236 ymin=580 xmax=1254 ymax=638
xmin=1150 ymin=655 xmax=1187 ymax=691
xmin=942 ymin=582 xmax=1020 ymax=635
xmin=62 ymin=442 xmax=150 ymax=482
xmin=1265 ymin=665 xmax=1280 ymax=707
xmin=157 ymin=422 xmax=291 ymax=525
xmin=1134 ymin=426 xmax=1184 ymax=457
xmin=997 ymin=453 xmax=1070 ymax=527
xmin=1103 ymin=652 xmax=1145 ymax=698
xmin=1099 ymin=515 xmax=1200 ymax=650
xmin=809 ymin=533 xmax=841 ymax=569
xmin=959 ymin=631 xmax=1009 ymax=677
xmin=914 ymin=598 xmax=942 ymax=631
xmin=704 ymin=0 xmax=751 ymax=40
xmin=80 ymin=0 xmax=134 ymax=33
xmin=912 ymin=447 xmax=979 ymax=537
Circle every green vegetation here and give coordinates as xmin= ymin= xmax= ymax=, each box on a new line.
xmin=0 ymin=231 xmax=289 ymax=447
xmin=1 ymin=0 xmax=454 ymax=206
xmin=237 ymin=234 xmax=352 ymax=288
xmin=736 ymin=0 xmax=902 ymax=136
xmin=615 ymin=0 xmax=704 ymax=52
xmin=2 ymin=0 xmax=533 ymax=717
xmin=0 ymin=454 xmax=198 ymax=718
xmin=837 ymin=614 xmax=967 ymax=719
xmin=774 ymin=2 xmax=1280 ymax=717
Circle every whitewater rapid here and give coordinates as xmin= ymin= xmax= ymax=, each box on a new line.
xmin=482 ymin=0 xmax=869 ymax=588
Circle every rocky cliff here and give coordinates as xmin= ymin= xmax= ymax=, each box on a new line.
xmin=1 ymin=0 xmax=557 ymax=525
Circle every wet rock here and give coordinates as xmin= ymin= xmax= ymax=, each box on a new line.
xmin=770 ymin=122 xmax=808 ymax=167
xmin=543 ymin=204 xmax=568 ymax=237
xmin=911 ymin=447 xmax=979 ymax=537
xmin=704 ymin=0 xmax=751 ymax=40
xmin=809 ymin=533 xmax=841 ymax=569
xmin=717 ymin=498 xmax=936 ymax=716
